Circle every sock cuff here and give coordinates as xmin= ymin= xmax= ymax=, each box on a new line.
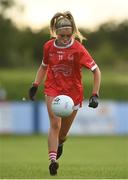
xmin=49 ymin=151 xmax=57 ymax=154
xmin=49 ymin=151 xmax=57 ymax=161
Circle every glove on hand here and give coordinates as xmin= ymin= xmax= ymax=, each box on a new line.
xmin=29 ymin=83 xmax=38 ymax=101
xmin=88 ymin=94 xmax=99 ymax=108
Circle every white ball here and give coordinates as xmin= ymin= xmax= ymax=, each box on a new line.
xmin=51 ymin=95 xmax=74 ymax=117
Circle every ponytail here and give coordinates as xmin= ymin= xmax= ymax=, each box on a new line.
xmin=50 ymin=11 xmax=86 ymax=42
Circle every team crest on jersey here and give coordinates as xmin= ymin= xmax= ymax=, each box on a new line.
xmin=68 ymin=54 xmax=74 ymax=61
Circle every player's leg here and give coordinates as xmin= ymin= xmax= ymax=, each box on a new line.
xmin=59 ymin=110 xmax=78 ymax=144
xmin=45 ymin=95 xmax=61 ymax=175
xmin=57 ymin=109 xmax=78 ymax=159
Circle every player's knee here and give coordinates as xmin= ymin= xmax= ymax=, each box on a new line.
xmin=51 ymin=119 xmax=61 ymax=131
xmin=59 ymin=131 xmax=67 ymax=140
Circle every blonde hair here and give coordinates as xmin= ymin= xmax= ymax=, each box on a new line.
xmin=50 ymin=11 xmax=86 ymax=42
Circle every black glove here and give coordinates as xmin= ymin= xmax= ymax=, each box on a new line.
xmin=88 ymin=94 xmax=99 ymax=108
xmin=29 ymin=83 xmax=38 ymax=101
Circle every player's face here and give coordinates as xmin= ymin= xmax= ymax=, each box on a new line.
xmin=56 ymin=28 xmax=73 ymax=46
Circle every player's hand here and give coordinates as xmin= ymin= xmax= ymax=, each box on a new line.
xmin=29 ymin=82 xmax=38 ymax=101
xmin=88 ymin=94 xmax=99 ymax=108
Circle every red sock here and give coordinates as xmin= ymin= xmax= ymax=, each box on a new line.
xmin=49 ymin=151 xmax=57 ymax=162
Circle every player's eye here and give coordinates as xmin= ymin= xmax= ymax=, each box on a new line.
xmin=59 ymin=34 xmax=72 ymax=38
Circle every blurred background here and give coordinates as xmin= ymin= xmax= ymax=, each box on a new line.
xmin=0 ymin=0 xmax=128 ymax=178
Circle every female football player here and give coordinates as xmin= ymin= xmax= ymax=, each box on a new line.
xmin=29 ymin=11 xmax=101 ymax=176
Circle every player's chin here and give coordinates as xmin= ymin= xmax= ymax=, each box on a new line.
xmin=61 ymin=40 xmax=70 ymax=45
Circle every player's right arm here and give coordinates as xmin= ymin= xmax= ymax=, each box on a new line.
xmin=28 ymin=64 xmax=48 ymax=101
xmin=34 ymin=39 xmax=53 ymax=85
xmin=33 ymin=62 xmax=48 ymax=85
xmin=29 ymin=41 xmax=51 ymax=100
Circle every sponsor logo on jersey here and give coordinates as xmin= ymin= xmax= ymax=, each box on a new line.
xmin=52 ymin=64 xmax=72 ymax=77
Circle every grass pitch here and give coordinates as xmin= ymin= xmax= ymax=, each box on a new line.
xmin=0 ymin=135 xmax=128 ymax=179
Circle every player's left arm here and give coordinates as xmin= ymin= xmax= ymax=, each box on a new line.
xmin=78 ymin=45 xmax=101 ymax=108
xmin=92 ymin=66 xmax=101 ymax=96
xmin=89 ymin=66 xmax=101 ymax=108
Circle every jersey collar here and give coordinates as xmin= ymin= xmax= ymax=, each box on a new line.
xmin=54 ymin=38 xmax=74 ymax=49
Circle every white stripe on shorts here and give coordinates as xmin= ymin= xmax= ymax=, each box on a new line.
xmin=73 ymin=104 xmax=81 ymax=110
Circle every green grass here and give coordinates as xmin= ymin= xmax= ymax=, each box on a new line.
xmin=0 ymin=135 xmax=128 ymax=179
xmin=0 ymin=68 xmax=44 ymax=100
xmin=0 ymin=68 xmax=128 ymax=100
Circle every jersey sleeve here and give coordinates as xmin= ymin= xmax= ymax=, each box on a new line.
xmin=41 ymin=43 xmax=49 ymax=67
xmin=79 ymin=45 xmax=97 ymax=71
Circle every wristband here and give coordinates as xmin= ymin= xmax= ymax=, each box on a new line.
xmin=92 ymin=93 xmax=99 ymax=97
xmin=32 ymin=82 xmax=39 ymax=87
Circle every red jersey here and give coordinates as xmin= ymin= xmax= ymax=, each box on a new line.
xmin=42 ymin=38 xmax=97 ymax=106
